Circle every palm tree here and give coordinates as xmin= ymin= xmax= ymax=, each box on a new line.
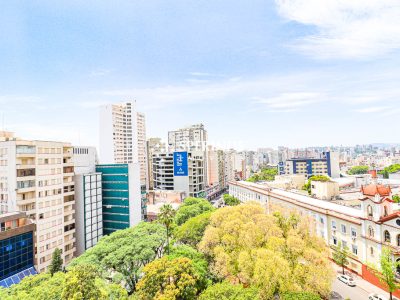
xmin=158 ymin=204 xmax=176 ymax=255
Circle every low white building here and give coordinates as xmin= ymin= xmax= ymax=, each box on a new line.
xmin=229 ymin=181 xmax=400 ymax=280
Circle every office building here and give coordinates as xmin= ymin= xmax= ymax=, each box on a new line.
xmin=283 ymin=151 xmax=340 ymax=178
xmin=152 ymin=151 xmax=206 ymax=198
xmin=147 ymin=138 xmax=166 ymax=190
xmin=73 ymin=146 xmax=103 ymax=256
xmin=0 ymin=212 xmax=36 ymax=288
xmin=0 ymin=135 xmax=75 ymax=272
xmin=99 ymin=102 xmax=148 ymax=188
xmin=96 ymin=164 xmax=141 ymax=235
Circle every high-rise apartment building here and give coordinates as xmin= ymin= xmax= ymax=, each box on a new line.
xmin=99 ymin=102 xmax=148 ymax=188
xmin=0 ymin=134 xmax=76 ymax=272
xmin=168 ymin=124 xmax=207 ymax=152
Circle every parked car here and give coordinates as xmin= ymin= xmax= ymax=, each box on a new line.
xmin=329 ymin=291 xmax=344 ymax=300
xmin=337 ymin=274 xmax=356 ymax=287
xmin=368 ymin=294 xmax=388 ymax=300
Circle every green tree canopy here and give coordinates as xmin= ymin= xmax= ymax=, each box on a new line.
xmin=174 ymin=211 xmax=212 ymax=247
xmin=169 ymin=245 xmax=211 ymax=291
xmin=247 ymin=167 xmax=278 ymax=183
xmin=69 ymin=221 xmax=166 ymax=293
xmin=223 ymin=194 xmax=241 ymax=206
xmin=199 ymin=282 xmax=259 ymax=300
xmin=49 ymin=248 xmax=63 ymax=276
xmin=369 ymin=247 xmax=400 ymax=300
xmin=380 ymin=164 xmax=400 ymax=177
xmin=158 ymin=203 xmax=176 ymax=254
xmin=281 ymin=291 xmax=321 ymax=300
xmin=199 ymin=203 xmax=333 ymax=299
xmin=135 ymin=257 xmax=200 ymax=300
xmin=62 ymin=264 xmax=101 ymax=300
xmin=0 ymin=267 xmax=128 ymax=300
xmin=332 ymin=241 xmax=350 ymax=275
xmin=348 ymin=165 xmax=369 ymax=175
xmin=175 ymin=197 xmax=215 ymax=226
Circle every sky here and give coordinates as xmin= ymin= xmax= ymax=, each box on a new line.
xmin=1 ymin=0 xmax=400 ymax=150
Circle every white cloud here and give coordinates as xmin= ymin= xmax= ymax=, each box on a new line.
xmin=275 ymin=0 xmax=400 ymax=59
xmin=356 ymin=106 xmax=390 ymax=113
xmin=253 ymin=92 xmax=322 ymax=111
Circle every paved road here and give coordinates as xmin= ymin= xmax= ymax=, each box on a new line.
xmin=332 ymin=278 xmax=369 ymax=300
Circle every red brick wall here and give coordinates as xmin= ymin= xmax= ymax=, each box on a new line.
xmin=362 ymin=264 xmax=400 ymax=298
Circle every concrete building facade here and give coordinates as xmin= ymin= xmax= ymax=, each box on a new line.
xmin=0 ymin=138 xmax=76 ymax=272
xmin=99 ymin=102 xmax=148 ymax=188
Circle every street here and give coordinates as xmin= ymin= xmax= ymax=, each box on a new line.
xmin=332 ymin=277 xmax=369 ymax=300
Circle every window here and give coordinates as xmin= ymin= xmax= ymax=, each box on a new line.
xmin=333 ymin=236 xmax=337 ymax=245
xmin=352 ymin=245 xmax=358 ymax=255
xmin=351 ymin=227 xmax=357 ymax=238
xmin=384 ymin=230 xmax=391 ymax=243
xmin=384 ymin=206 xmax=388 ymax=217
xmin=368 ymin=226 xmax=375 ymax=238
xmin=332 ymin=220 xmax=337 ymax=229
xmin=342 ymin=240 xmax=347 ymax=249
xmin=341 ymin=224 xmax=347 ymax=234
xmin=397 ymin=235 xmax=400 ymax=247
xmin=367 ymin=205 xmax=373 ymax=217
xmin=370 ymin=247 xmax=374 ymax=256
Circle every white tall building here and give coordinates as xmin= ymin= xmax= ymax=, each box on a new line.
xmin=168 ymin=124 xmax=207 ymax=152
xmin=73 ymin=146 xmax=103 ymax=256
xmin=0 ymin=132 xmax=76 ymax=272
xmin=99 ymin=101 xmax=148 ymax=187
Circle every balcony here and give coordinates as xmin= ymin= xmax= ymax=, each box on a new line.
xmin=17 ymin=168 xmax=36 ymax=178
xmin=16 ymin=180 xmax=35 ymax=192
xmin=63 ymin=166 xmax=74 ymax=175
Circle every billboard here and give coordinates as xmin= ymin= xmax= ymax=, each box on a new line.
xmin=174 ymin=152 xmax=188 ymax=176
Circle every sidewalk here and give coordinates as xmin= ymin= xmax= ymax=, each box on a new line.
xmin=332 ymin=263 xmax=391 ymax=297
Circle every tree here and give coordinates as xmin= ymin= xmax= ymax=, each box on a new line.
xmin=49 ymin=248 xmax=63 ymax=276
xmin=380 ymin=164 xmax=400 ymax=178
xmin=174 ymin=211 xmax=212 ymax=247
xmin=62 ymin=264 xmax=101 ymax=300
xmin=223 ymin=194 xmax=241 ymax=206
xmin=0 ymin=268 xmax=128 ymax=300
xmin=332 ymin=241 xmax=350 ymax=275
xmin=371 ymin=247 xmax=400 ymax=300
xmin=247 ymin=167 xmax=278 ymax=182
xmin=348 ymin=166 xmax=369 ymax=175
xmin=175 ymin=197 xmax=215 ymax=226
xmin=169 ymin=245 xmax=211 ymax=291
xmin=135 ymin=257 xmax=199 ymax=300
xmin=69 ymin=222 xmax=166 ymax=293
xmin=158 ymin=204 xmax=176 ymax=255
xmin=199 ymin=282 xmax=259 ymax=300
xmin=281 ymin=292 xmax=321 ymax=300
xmin=393 ymin=195 xmax=400 ymax=203
xmin=199 ymin=203 xmax=333 ymax=299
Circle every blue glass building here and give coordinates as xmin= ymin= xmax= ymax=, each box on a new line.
xmin=0 ymin=212 xmax=36 ymax=288
xmin=96 ymin=164 xmax=142 ymax=235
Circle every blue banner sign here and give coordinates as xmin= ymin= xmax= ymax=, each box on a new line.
xmin=174 ymin=152 xmax=188 ymax=176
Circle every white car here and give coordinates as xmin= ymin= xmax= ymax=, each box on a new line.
xmin=368 ymin=294 xmax=388 ymax=300
xmin=337 ymin=274 xmax=356 ymax=287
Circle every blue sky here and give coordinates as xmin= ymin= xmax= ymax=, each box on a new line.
xmin=1 ymin=0 xmax=400 ymax=149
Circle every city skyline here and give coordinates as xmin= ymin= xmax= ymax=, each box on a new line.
xmin=1 ymin=1 xmax=400 ymax=149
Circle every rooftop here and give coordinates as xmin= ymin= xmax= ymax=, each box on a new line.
xmin=361 ymin=184 xmax=392 ymax=197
